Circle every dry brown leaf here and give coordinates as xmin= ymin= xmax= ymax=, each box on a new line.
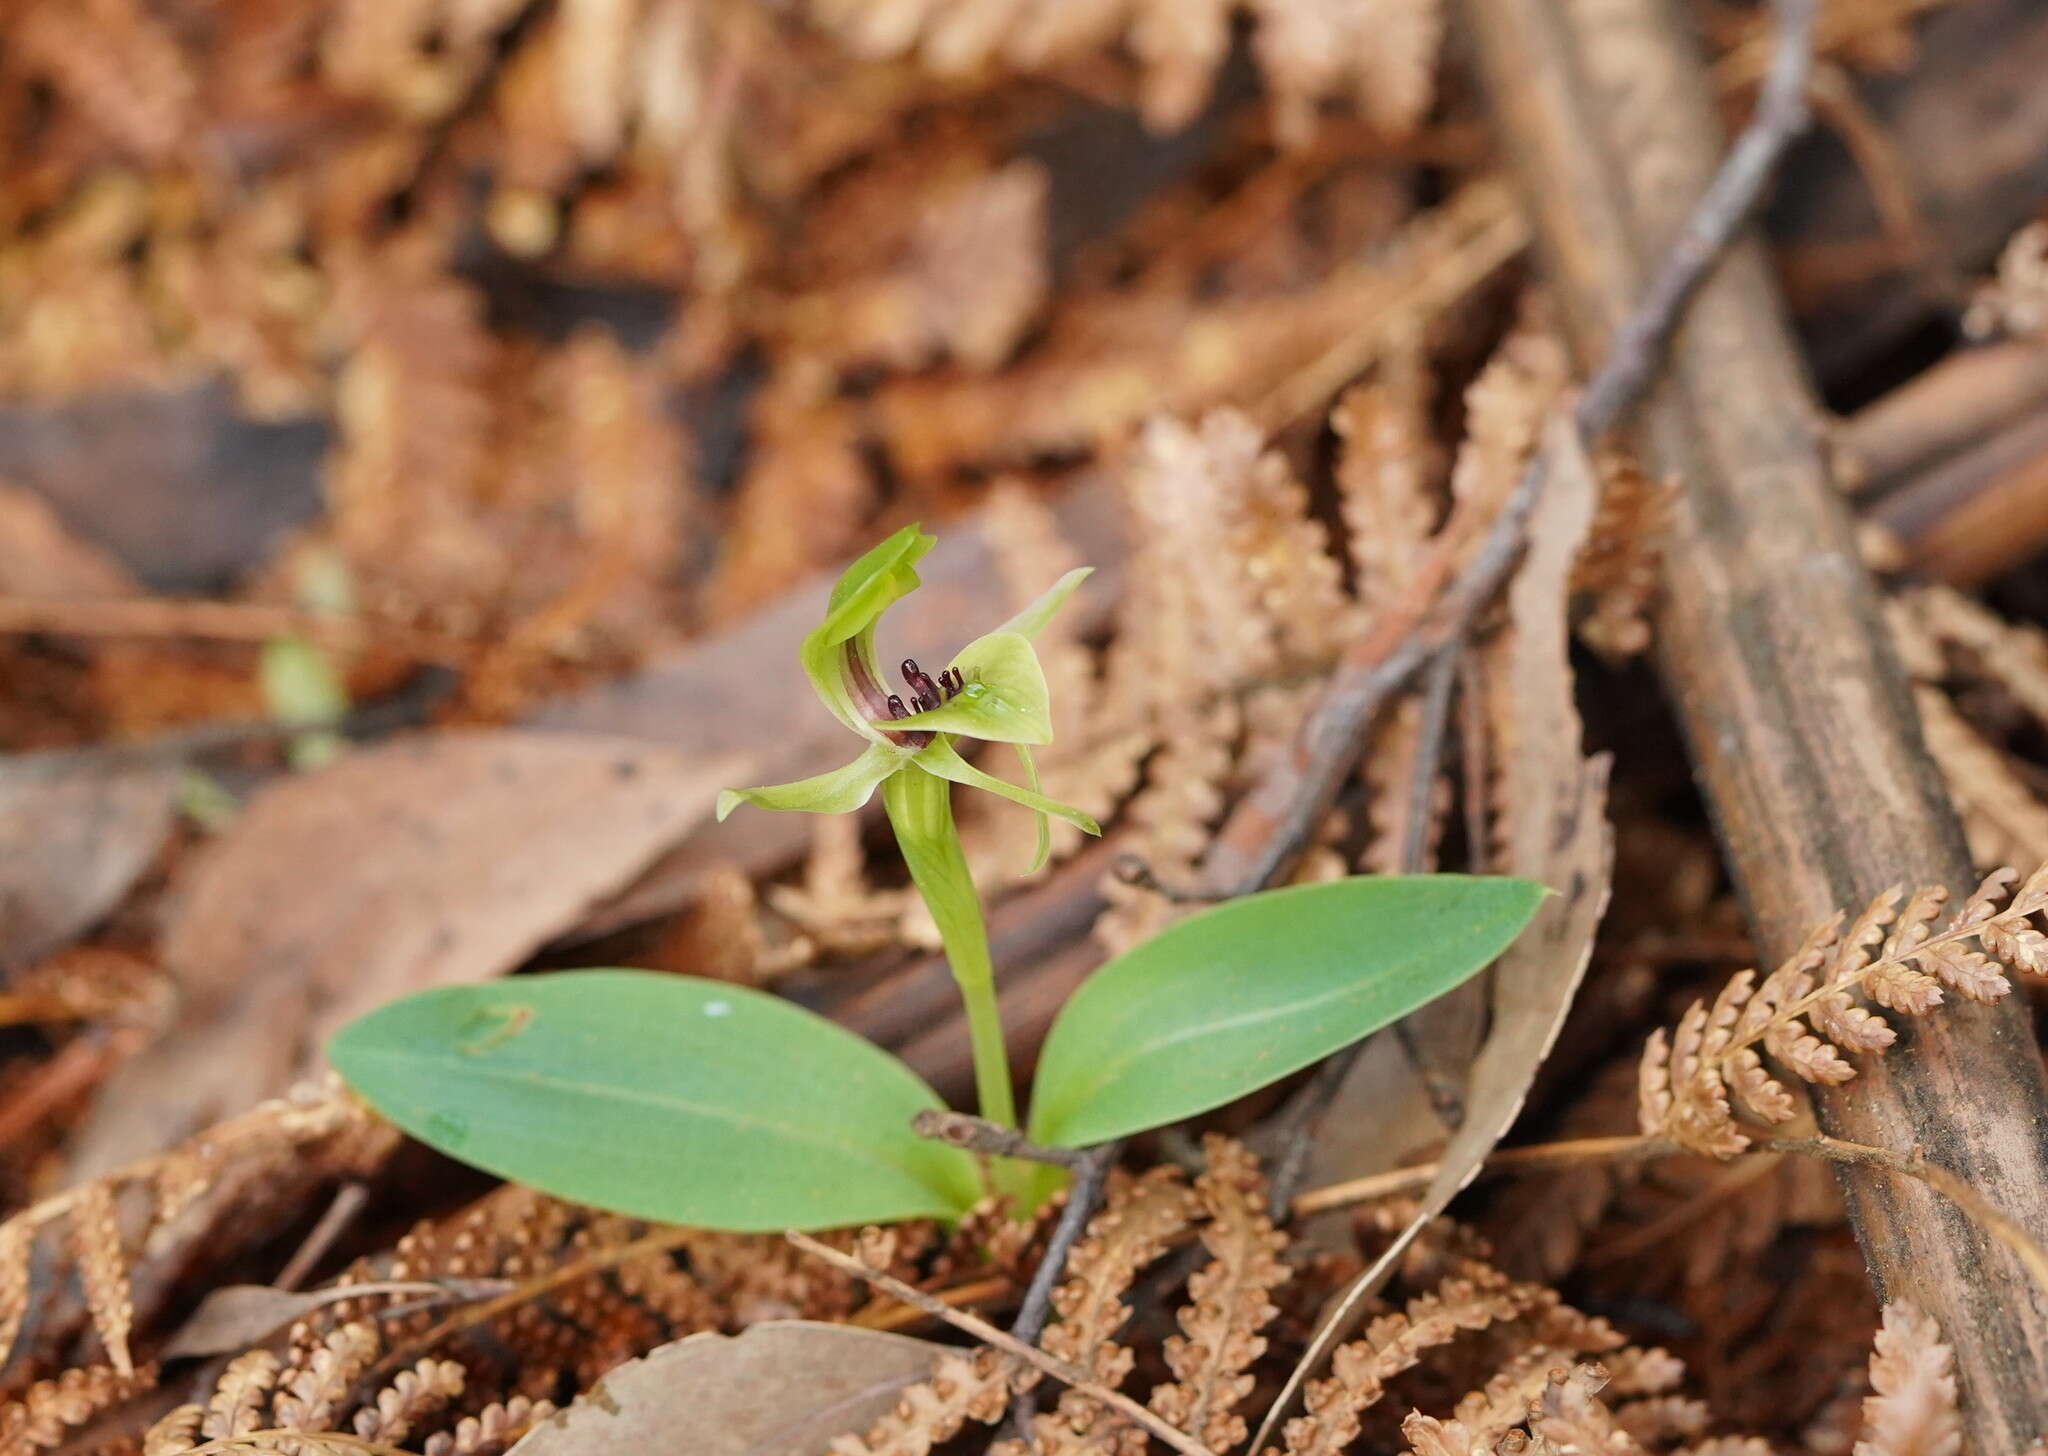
xmin=0 ymin=755 xmax=179 ymax=971
xmin=68 ymin=730 xmax=739 ymax=1174
xmin=502 ymin=1321 xmax=952 ymax=1456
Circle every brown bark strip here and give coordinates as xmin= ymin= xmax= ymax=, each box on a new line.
xmin=1458 ymin=0 xmax=2048 ymax=1446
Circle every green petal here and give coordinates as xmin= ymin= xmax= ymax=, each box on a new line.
xmin=993 ymin=567 xmax=1092 ymax=640
xmin=875 ymin=631 xmax=1051 ymax=745
xmin=800 ymin=526 xmax=937 ymax=739
xmin=717 ymin=743 xmax=909 ymax=820
xmin=913 ymin=738 xmax=1100 ymax=836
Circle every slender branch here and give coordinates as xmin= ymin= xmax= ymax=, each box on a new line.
xmin=1289 ymin=1130 xmax=2048 ymax=1305
xmin=1201 ymin=0 xmax=1818 ymax=899
xmin=785 ymin=1228 xmax=1217 ymax=1456
xmin=1003 ymin=1140 xmax=1121 ymax=1442
xmin=1763 ymin=1135 xmax=2048 ymax=1302
xmin=911 ymin=1110 xmax=1092 ymax=1172
xmin=1010 ymin=1144 xmax=1119 ymax=1348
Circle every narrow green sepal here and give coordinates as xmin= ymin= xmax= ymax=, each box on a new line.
xmin=913 ymin=738 xmax=1100 ymax=836
xmin=994 ymin=567 xmax=1092 ymax=640
xmin=718 ymin=742 xmax=907 ymax=820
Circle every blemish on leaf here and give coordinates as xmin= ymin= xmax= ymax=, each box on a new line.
xmin=459 ymin=1002 xmax=534 ymax=1054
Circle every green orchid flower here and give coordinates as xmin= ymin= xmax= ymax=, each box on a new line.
xmin=716 ymin=525 xmax=1100 ymax=1130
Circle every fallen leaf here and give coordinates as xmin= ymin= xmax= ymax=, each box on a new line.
xmin=1262 ymin=412 xmax=1615 ymax=1450
xmin=67 ymin=729 xmax=737 ymax=1174
xmin=505 ymin=1321 xmax=951 ymax=1456
xmin=161 ymin=1277 xmax=509 ymax=1360
xmin=0 ymin=754 xmax=178 ymax=972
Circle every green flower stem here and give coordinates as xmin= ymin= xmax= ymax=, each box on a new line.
xmin=882 ymin=759 xmax=1017 ymax=1131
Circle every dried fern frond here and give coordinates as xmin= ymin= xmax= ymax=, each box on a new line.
xmin=1963 ymin=218 xmax=2048 ymax=340
xmin=1639 ymin=863 xmax=2048 ymax=1156
xmin=828 ymin=1347 xmax=1014 ymax=1456
xmin=1039 ymin=1166 xmax=1200 ymax=1438
xmin=1150 ymin=1137 xmax=1292 ymax=1451
xmin=421 ymin=1396 xmax=557 ymax=1456
xmin=1855 ymin=1302 xmax=1960 ymax=1456
xmin=0 ymin=1079 xmax=379 ymax=1379
xmin=1269 ymin=1269 xmax=1536 ymax=1456
xmin=1527 ymin=1363 xmax=1650 ymax=1455
xmin=0 ymin=1360 xmax=156 ymax=1451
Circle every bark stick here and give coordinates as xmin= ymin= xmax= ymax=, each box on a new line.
xmin=1460 ymin=0 xmax=2048 ymax=1445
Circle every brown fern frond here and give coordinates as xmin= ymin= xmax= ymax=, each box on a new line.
xmin=0 ymin=1361 xmax=155 ymax=1450
xmin=1150 ymin=1137 xmax=1291 ymax=1450
xmin=420 ymin=1396 xmax=557 ymax=1456
xmin=1856 ymin=1302 xmax=1960 ymax=1456
xmin=1640 ymin=863 xmax=2048 ymax=1156
xmin=144 ymin=1405 xmax=204 ymax=1456
xmin=1399 ymin=1349 xmax=1558 ymax=1456
xmin=1269 ymin=1272 xmax=1535 ymax=1456
xmin=1042 ymin=1166 xmax=1201 ymax=1436
xmin=202 ymin=1351 xmax=282 ymax=1442
xmin=354 ymin=1359 xmax=465 ymax=1444
xmin=270 ymin=1322 xmax=384 ymax=1434
xmin=70 ymin=1180 xmax=134 ymax=1377
xmin=1332 ymin=351 xmax=1440 ymax=616
xmin=1527 ymin=1364 xmax=1650 ymax=1455
xmin=827 ymin=1347 xmax=1014 ymax=1456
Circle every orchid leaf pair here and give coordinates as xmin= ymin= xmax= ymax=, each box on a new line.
xmin=330 ymin=527 xmax=1549 ymax=1234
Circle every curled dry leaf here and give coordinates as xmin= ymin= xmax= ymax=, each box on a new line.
xmin=502 ymin=1321 xmax=951 ymax=1456
xmin=68 ymin=730 xmax=740 ymax=1175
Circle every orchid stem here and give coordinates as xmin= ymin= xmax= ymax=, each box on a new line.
xmin=883 ymin=763 xmax=1019 ymax=1130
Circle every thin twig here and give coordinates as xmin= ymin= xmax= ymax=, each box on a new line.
xmin=1288 ymin=1129 xmax=2048 ymax=1305
xmin=1004 ymin=1140 xmax=1121 ymax=1443
xmin=1456 ymin=650 xmax=1493 ymax=871
xmin=911 ymin=1110 xmax=1095 ymax=1172
xmin=1763 ymin=1135 xmax=2048 ymax=1301
xmin=785 ymin=1227 xmax=1217 ymax=1456
xmin=1202 ymin=0 xmax=1817 ymax=900
xmin=1110 ymin=854 xmax=1224 ymax=904
xmin=0 ymin=594 xmax=484 ymax=665
xmin=274 ymin=1182 xmax=370 ymax=1292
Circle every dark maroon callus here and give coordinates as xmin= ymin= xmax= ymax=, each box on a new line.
xmin=901 ymin=658 xmax=942 ymax=711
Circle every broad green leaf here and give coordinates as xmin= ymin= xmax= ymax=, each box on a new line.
xmin=1026 ymin=875 xmax=1548 ymax=1147
xmin=329 ymin=970 xmax=982 ymax=1231
xmin=880 ymin=632 xmax=1052 ymax=744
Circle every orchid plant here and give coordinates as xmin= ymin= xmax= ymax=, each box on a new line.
xmin=331 ymin=528 xmax=1546 ymax=1233
xmin=717 ymin=525 xmax=1097 ymax=1129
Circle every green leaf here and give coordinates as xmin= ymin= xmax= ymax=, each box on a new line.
xmin=719 ymin=743 xmax=909 ymax=821
xmin=329 ymin=970 xmax=982 ymax=1231
xmin=880 ymin=632 xmax=1052 ymax=745
xmin=1026 ymin=875 xmax=1549 ymax=1147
